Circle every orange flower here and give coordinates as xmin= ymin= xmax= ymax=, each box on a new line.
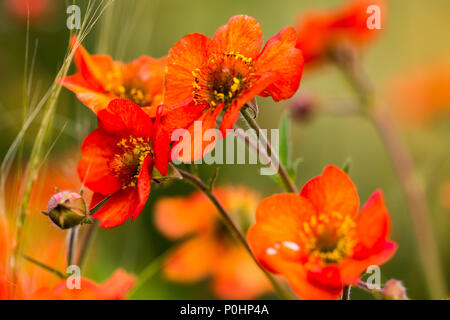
xmin=386 ymin=58 xmax=450 ymax=126
xmin=78 ymin=99 xmax=169 ymax=228
xmin=155 ymin=187 xmax=272 ymax=299
xmin=59 ymin=36 xmax=166 ymax=115
xmin=0 ymin=154 xmax=136 ymax=300
xmin=30 ymin=269 xmax=136 ymax=300
xmin=160 ymin=14 xmax=303 ymax=157
xmin=247 ymin=165 xmax=397 ymax=300
xmin=295 ymin=0 xmax=386 ymax=65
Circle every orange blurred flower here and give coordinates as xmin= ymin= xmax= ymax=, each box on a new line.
xmin=247 ymin=165 xmax=397 ymax=300
xmin=155 ymin=187 xmax=272 ymax=299
xmin=0 ymin=153 xmax=136 ymax=300
xmin=386 ymin=58 xmax=450 ymax=126
xmin=6 ymin=0 xmax=57 ymax=23
xmin=295 ymin=0 xmax=386 ymax=65
xmin=29 ymin=269 xmax=135 ymax=300
xmin=161 ymin=15 xmax=303 ymax=147
xmin=59 ymin=36 xmax=166 ymax=116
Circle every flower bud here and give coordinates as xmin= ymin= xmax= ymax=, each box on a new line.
xmin=289 ymin=92 xmax=316 ymax=122
xmin=43 ymin=190 xmax=87 ymax=229
xmin=382 ymin=279 xmax=408 ymax=300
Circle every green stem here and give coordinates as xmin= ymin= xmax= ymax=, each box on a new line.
xmin=76 ymin=222 xmax=98 ymax=270
xmin=356 ymin=280 xmax=382 ymax=299
xmin=335 ymin=50 xmax=447 ymax=299
xmin=21 ymin=254 xmax=67 ymax=279
xmin=342 ymin=285 xmax=351 ymax=300
xmin=127 ymin=246 xmax=174 ymax=298
xmin=240 ymin=107 xmax=298 ymax=193
xmin=178 ymin=169 xmax=294 ymax=300
xmin=67 ymin=226 xmax=78 ymax=267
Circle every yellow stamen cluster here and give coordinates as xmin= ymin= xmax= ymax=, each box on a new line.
xmin=300 ymin=212 xmax=356 ymax=264
xmin=111 ymin=136 xmax=152 ymax=189
xmin=192 ymin=51 xmax=256 ymax=107
xmin=113 ymin=85 xmax=149 ymax=107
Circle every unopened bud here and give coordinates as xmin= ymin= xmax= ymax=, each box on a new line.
xmin=382 ymin=279 xmax=408 ymax=300
xmin=289 ymin=92 xmax=316 ymax=122
xmin=43 ymin=190 xmax=88 ymax=229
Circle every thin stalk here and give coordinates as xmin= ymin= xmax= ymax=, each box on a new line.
xmin=240 ymin=107 xmax=298 ymax=193
xmin=178 ymin=169 xmax=294 ymax=300
xmin=11 ymin=0 xmax=113 ymax=283
xmin=67 ymin=226 xmax=79 ymax=266
xmin=76 ymin=223 xmax=98 ymax=270
xmin=335 ymin=52 xmax=447 ymax=299
xmin=127 ymin=245 xmax=176 ymax=298
xmin=356 ymin=280 xmax=382 ymax=299
xmin=342 ymin=285 xmax=351 ymax=300
xmin=21 ymin=254 xmax=67 ymax=279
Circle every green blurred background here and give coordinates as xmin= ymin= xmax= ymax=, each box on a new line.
xmin=0 ymin=0 xmax=449 ymax=299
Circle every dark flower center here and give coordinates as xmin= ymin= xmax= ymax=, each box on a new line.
xmin=110 ymin=136 xmax=152 ymax=189
xmin=192 ymin=51 xmax=256 ymax=107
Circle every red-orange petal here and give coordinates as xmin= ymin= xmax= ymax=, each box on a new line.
xmin=78 ymin=129 xmax=121 ymax=195
xmin=255 ymin=26 xmax=304 ymax=101
xmin=152 ymin=100 xmax=207 ymax=175
xmin=284 ymin=264 xmax=342 ymax=300
xmin=164 ymin=33 xmax=212 ymax=106
xmin=219 ymin=72 xmax=278 ymax=135
xmin=71 ymin=35 xmax=117 ymax=92
xmin=212 ymin=15 xmax=263 ymax=59
xmin=247 ymin=193 xmax=316 ymax=273
xmin=58 ymin=73 xmax=114 ymax=113
xmin=353 ymin=190 xmax=392 ymax=258
xmin=300 ymin=165 xmax=359 ymax=217
xmin=339 ymin=241 xmax=397 ymax=284
xmin=98 ymin=99 xmax=154 ymax=138
xmin=91 ymin=187 xmax=140 ymax=228
xmin=171 ymin=105 xmax=223 ymax=163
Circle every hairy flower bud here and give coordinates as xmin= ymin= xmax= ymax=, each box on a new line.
xmin=289 ymin=92 xmax=316 ymax=122
xmin=382 ymin=279 xmax=408 ymax=300
xmin=43 ymin=190 xmax=87 ymax=229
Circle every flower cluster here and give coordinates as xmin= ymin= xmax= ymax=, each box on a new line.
xmin=62 ymin=14 xmax=303 ymax=227
xmin=6 ymin=1 xmax=412 ymax=301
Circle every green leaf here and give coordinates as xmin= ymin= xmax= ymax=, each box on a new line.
xmin=89 ymin=195 xmax=111 ymax=216
xmin=342 ymin=158 xmax=352 ymax=174
xmin=279 ymin=111 xmax=292 ymax=169
xmin=288 ymin=157 xmax=303 ymax=181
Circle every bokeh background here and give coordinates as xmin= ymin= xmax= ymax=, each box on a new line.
xmin=0 ymin=0 xmax=449 ymax=299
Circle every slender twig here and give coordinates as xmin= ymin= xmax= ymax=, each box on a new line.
xmin=334 ymin=51 xmax=447 ymax=299
xmin=66 ymin=226 xmax=79 ymax=267
xmin=127 ymin=253 xmax=167 ymax=299
xmin=240 ymin=107 xmax=299 ymax=193
xmin=75 ymin=194 xmax=111 ymax=270
xmin=342 ymin=285 xmax=351 ymax=300
xmin=21 ymin=254 xmax=67 ymax=279
xmin=76 ymin=222 xmax=98 ymax=270
xmin=178 ymin=169 xmax=294 ymax=300
xmin=356 ymin=280 xmax=382 ymax=299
